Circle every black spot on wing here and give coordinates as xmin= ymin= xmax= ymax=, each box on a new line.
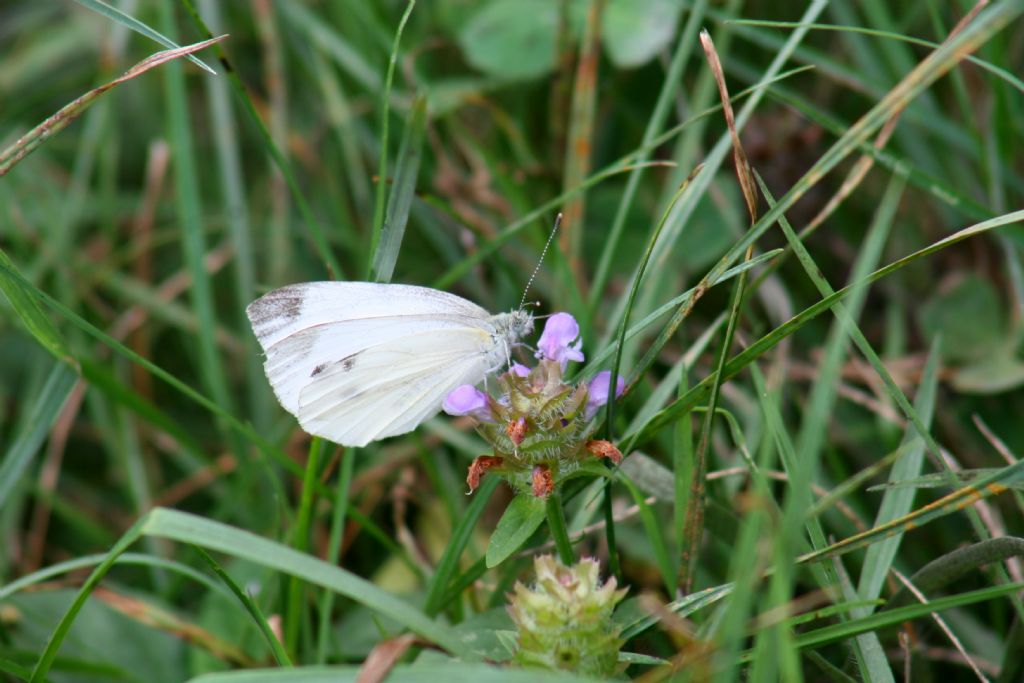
xmin=309 ymin=352 xmax=360 ymax=379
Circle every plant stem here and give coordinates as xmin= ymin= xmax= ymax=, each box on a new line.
xmin=546 ymin=492 xmax=575 ymax=565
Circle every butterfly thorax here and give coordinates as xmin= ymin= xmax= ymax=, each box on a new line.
xmin=484 ymin=309 xmax=534 ymax=369
xmin=492 ymin=309 xmax=534 ymax=342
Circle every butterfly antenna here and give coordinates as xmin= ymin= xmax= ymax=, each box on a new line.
xmin=519 ymin=213 xmax=562 ymax=310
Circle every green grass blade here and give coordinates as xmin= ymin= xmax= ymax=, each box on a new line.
xmin=160 ymin=1 xmax=237 ymax=435
xmin=628 ymin=208 xmax=1024 ymax=448
xmin=194 ymin=547 xmax=293 ymax=666
xmin=140 ymin=508 xmax=470 ymax=657
xmin=856 ymin=341 xmax=940 ymax=605
xmin=783 ymin=580 xmax=1024 ymax=654
xmin=285 ymin=438 xmax=326 ymax=655
xmin=619 ymin=474 xmax=675 ymax=597
xmin=0 ymin=551 xmax=231 ymax=602
xmin=371 ymin=95 xmax=427 ymax=283
xmin=799 ymin=458 xmax=1024 ymax=566
xmin=0 ymin=249 xmax=70 ymax=360
xmin=316 ymin=448 xmax=357 ymax=663
xmin=367 ymin=0 xmax=417 ymax=278
xmin=587 ymin=0 xmax=708 ymax=313
xmin=0 ymin=362 xmax=77 ymax=506
xmin=424 ymin=477 xmax=500 ymax=616
xmin=70 ymin=0 xmax=216 ymax=73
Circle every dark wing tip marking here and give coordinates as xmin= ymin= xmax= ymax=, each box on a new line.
xmin=247 ymin=286 xmax=306 ymax=341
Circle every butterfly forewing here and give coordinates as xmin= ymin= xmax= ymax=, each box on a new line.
xmin=246 ymin=281 xmax=519 ymax=446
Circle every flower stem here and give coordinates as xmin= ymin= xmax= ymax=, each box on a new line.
xmin=546 ymin=491 xmax=575 ymax=565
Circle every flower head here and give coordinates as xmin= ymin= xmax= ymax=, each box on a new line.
xmin=584 ymin=371 xmax=625 ymax=420
xmin=442 ymin=384 xmax=493 ymax=421
xmin=536 ymin=313 xmax=584 ymax=370
xmin=508 ymin=555 xmax=626 ymax=676
xmin=443 ymin=311 xmax=627 ymax=498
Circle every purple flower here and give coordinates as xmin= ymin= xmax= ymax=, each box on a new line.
xmin=536 ymin=312 xmax=585 ymax=370
xmin=510 ymin=362 xmax=532 ymax=378
xmin=443 ymin=385 xmax=493 ymax=421
xmin=585 ymin=371 xmax=625 ymax=419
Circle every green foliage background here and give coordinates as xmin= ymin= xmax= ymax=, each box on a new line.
xmin=2 ymin=1 xmax=1024 ymax=681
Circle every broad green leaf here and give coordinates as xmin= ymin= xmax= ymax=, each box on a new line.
xmin=486 ymin=493 xmax=546 ymax=567
xmin=187 ymin=662 xmax=602 ymax=683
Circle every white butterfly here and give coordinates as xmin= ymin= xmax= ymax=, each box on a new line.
xmin=246 ymin=282 xmax=534 ymax=447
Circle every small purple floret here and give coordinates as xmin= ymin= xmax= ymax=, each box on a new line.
xmin=443 ymin=385 xmax=493 ymax=421
xmin=585 ymin=371 xmax=625 ymax=419
xmin=510 ymin=362 xmax=532 ymax=378
xmin=536 ymin=312 xmax=585 ymax=370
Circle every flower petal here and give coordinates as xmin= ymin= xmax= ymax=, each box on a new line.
xmin=535 ymin=312 xmax=585 ymax=370
xmin=510 ymin=362 xmax=532 ymax=377
xmin=442 ymin=385 xmax=493 ymax=420
xmin=585 ymin=371 xmax=625 ymax=419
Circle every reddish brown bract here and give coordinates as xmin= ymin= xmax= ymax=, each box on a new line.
xmin=466 ymin=455 xmax=504 ymax=492
xmin=585 ymin=440 xmax=623 ymax=465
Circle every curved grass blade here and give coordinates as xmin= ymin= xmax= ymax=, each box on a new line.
xmin=884 ymin=537 xmax=1024 ymax=613
xmin=194 ymin=547 xmax=293 ymax=666
xmin=71 ymin=0 xmax=216 ymax=74
xmin=0 ymin=250 xmax=71 ymax=360
xmin=28 ymin=507 xmax=471 ymax=682
xmin=0 ymin=36 xmax=225 ymax=176
xmin=0 ymin=552 xmax=230 ymax=602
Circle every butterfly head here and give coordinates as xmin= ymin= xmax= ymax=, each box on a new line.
xmin=505 ymin=308 xmax=535 ymax=342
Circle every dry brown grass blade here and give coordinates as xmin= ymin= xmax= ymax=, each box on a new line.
xmin=356 ymin=633 xmax=420 ymax=683
xmin=700 ymin=29 xmax=758 ymax=223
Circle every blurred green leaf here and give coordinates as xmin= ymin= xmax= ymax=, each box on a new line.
xmin=601 ymin=0 xmax=685 ymax=68
xmin=486 ymin=493 xmax=545 ymax=568
xmin=951 ymin=349 xmax=1024 ymax=393
xmin=458 ymin=0 xmax=559 ymax=80
xmin=918 ymin=274 xmax=1005 ymax=362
